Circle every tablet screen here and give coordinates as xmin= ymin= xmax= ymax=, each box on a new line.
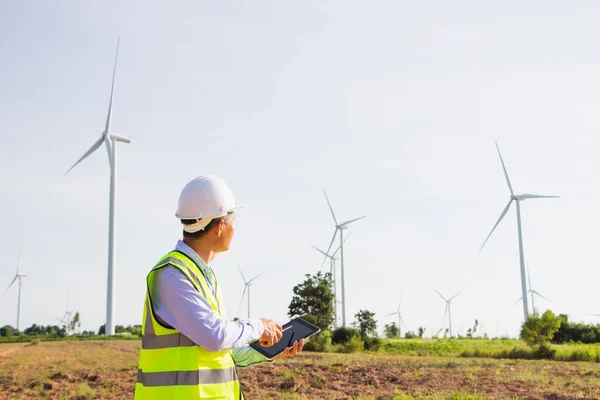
xmin=249 ymin=317 xmax=320 ymax=359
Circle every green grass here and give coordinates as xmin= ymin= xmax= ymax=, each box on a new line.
xmin=376 ymin=338 xmax=600 ymax=362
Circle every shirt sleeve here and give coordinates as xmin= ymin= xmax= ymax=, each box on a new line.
xmin=231 ymin=346 xmax=272 ymax=368
xmin=151 ymin=266 xmax=264 ymax=352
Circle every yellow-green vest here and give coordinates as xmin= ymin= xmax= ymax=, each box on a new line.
xmin=134 ymin=251 xmax=244 ymax=399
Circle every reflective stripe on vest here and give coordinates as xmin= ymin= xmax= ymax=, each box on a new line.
xmin=136 ymin=368 xmax=237 ymax=386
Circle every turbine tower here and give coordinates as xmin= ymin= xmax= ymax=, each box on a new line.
xmin=311 ymin=232 xmax=352 ymax=328
xmin=435 ymin=289 xmax=459 ymax=337
xmin=323 ymin=189 xmax=365 ymax=327
xmin=1 ymin=252 xmax=27 ymax=331
xmin=65 ymin=36 xmax=130 ymax=336
xmin=237 ymin=265 xmax=261 ymax=319
xmin=386 ymin=294 xmax=404 ymax=337
xmin=479 ymin=141 xmax=559 ymax=322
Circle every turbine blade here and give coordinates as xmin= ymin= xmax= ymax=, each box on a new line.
xmin=495 ymin=141 xmax=514 ymax=196
xmin=0 ymin=276 xmax=18 ymax=302
xmin=64 ymin=136 xmax=105 ymax=175
xmin=237 ymin=265 xmax=247 ymax=283
xmin=515 ymin=194 xmax=561 ymax=200
xmin=248 ymin=274 xmax=262 ymax=284
xmin=513 ymin=297 xmax=523 ymax=306
xmin=104 ymin=134 xmax=112 ymax=164
xmin=434 ymin=289 xmax=448 ymax=302
xmin=385 ymin=312 xmax=397 ymax=317
xmin=324 ymin=229 xmax=338 ymax=261
xmin=340 ymin=216 xmax=366 ymax=227
xmin=531 ymin=290 xmax=551 ymax=302
xmin=479 ymin=199 xmax=513 ymax=251
xmin=311 ymin=245 xmax=331 ymax=259
xmin=237 ymin=285 xmax=248 ymax=312
xmin=449 ymin=292 xmax=460 ymax=302
xmin=323 ymin=189 xmax=338 ymax=225
xmin=105 ymin=35 xmax=120 ymax=134
xmin=331 ymin=231 xmax=353 ymax=257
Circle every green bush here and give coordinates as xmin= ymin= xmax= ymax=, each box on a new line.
xmin=332 ymin=327 xmax=359 ymax=345
xmin=302 ymin=330 xmax=331 ymax=352
xmin=340 ymin=336 xmax=364 ymax=353
xmin=364 ymin=336 xmax=381 ymax=351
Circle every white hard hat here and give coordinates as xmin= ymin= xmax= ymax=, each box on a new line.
xmin=176 ymin=175 xmax=241 ymax=232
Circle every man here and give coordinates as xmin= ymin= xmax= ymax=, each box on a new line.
xmin=134 ymin=175 xmax=304 ymax=399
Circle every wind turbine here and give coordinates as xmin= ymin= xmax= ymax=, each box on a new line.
xmin=386 ymin=294 xmax=404 ymax=337
xmin=311 ymin=232 xmax=352 ymax=328
xmin=55 ymin=289 xmax=74 ymax=330
xmin=65 ymin=37 xmax=130 ymax=336
xmin=1 ymin=252 xmax=27 ymax=331
xmin=237 ymin=265 xmax=262 ymax=319
xmin=323 ymin=189 xmax=365 ymax=326
xmin=514 ymin=267 xmax=551 ymax=313
xmin=479 ymin=141 xmax=559 ymax=322
xmin=435 ymin=289 xmax=459 ymax=338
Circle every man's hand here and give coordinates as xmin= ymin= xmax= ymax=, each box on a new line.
xmin=273 ymin=338 xmax=305 ymax=360
xmin=258 ymin=318 xmax=282 ymax=347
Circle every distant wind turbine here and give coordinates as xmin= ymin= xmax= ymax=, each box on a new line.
xmin=311 ymin=232 xmax=353 ymax=328
xmin=479 ymin=141 xmax=559 ymax=322
xmin=55 ymin=289 xmax=74 ymax=329
xmin=1 ymin=252 xmax=27 ymax=331
xmin=64 ymin=36 xmax=130 ymax=336
xmin=237 ymin=265 xmax=262 ymax=319
xmin=323 ymin=189 xmax=365 ymax=326
xmin=514 ymin=266 xmax=551 ymax=313
xmin=435 ymin=289 xmax=459 ymax=338
xmin=386 ymin=294 xmax=404 ymax=337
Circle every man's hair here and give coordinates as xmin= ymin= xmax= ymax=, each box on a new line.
xmin=181 ymin=217 xmax=224 ymax=239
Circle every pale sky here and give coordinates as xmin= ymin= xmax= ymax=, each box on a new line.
xmin=1 ymin=1 xmax=600 ymax=338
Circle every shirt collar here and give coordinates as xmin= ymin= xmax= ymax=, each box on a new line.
xmin=175 ymin=240 xmax=210 ymax=272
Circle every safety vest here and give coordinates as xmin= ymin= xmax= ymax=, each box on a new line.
xmin=134 ymin=251 xmax=244 ymax=399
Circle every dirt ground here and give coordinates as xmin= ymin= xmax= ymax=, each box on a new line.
xmin=0 ymin=341 xmax=599 ymax=399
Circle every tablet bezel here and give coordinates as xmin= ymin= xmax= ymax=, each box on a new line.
xmin=249 ymin=317 xmax=320 ymax=359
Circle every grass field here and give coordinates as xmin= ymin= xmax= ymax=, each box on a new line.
xmin=0 ymin=340 xmax=599 ymax=399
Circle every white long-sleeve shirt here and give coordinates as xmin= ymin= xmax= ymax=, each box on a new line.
xmin=150 ymin=240 xmax=268 ymax=368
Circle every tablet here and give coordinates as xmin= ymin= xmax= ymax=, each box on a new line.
xmin=249 ymin=317 xmax=320 ymax=359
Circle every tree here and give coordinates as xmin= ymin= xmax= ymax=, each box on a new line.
xmin=67 ymin=312 xmax=81 ymax=335
xmin=418 ymin=326 xmax=426 ymax=338
xmin=466 ymin=319 xmax=479 ymax=338
xmin=0 ymin=325 xmax=15 ymax=337
xmin=520 ymin=310 xmax=562 ymax=358
xmin=288 ymin=272 xmax=335 ymax=331
xmin=332 ymin=326 xmax=359 ymax=344
xmin=353 ymin=310 xmax=377 ymax=340
xmin=384 ymin=322 xmax=400 ymax=338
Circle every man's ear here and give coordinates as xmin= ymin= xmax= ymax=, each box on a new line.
xmin=216 ymin=219 xmax=225 ymax=237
